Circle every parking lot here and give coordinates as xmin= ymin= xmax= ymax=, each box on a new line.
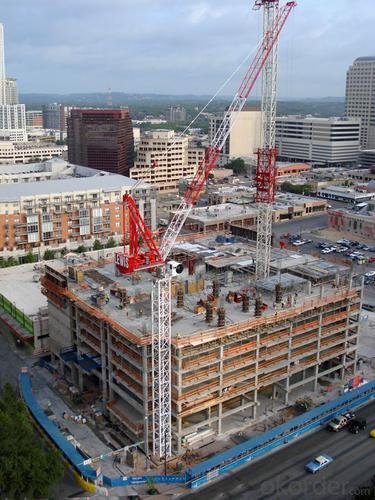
xmin=272 ymin=218 xmax=375 ymax=307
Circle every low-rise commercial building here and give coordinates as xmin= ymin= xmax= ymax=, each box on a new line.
xmin=317 ymin=186 xmax=375 ymax=204
xmin=181 ymin=196 xmax=327 ymax=233
xmin=328 ymin=202 xmax=375 ymax=240
xmin=0 ymin=141 xmax=66 ymax=164
xmin=0 ymin=158 xmax=156 ymax=255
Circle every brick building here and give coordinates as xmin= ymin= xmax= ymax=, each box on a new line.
xmin=0 ymin=158 xmax=156 ymax=256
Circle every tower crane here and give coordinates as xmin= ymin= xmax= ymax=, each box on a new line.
xmin=115 ymin=1 xmax=296 ymax=460
xmin=254 ymin=0 xmax=282 ymax=280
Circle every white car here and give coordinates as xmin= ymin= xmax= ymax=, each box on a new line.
xmin=365 ymin=271 xmax=375 ymax=278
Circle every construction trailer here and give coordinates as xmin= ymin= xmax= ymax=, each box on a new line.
xmin=41 ymin=239 xmax=362 ymax=456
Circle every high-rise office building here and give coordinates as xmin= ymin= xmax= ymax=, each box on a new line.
xmin=209 ymin=106 xmax=262 ymax=165
xmin=42 ymin=103 xmax=61 ymax=129
xmin=5 ymin=77 xmax=18 ymax=104
xmin=346 ymin=57 xmax=375 ymax=149
xmin=67 ymin=109 xmax=135 ymax=176
xmin=276 ymin=116 xmax=360 ymax=167
xmin=0 ymin=23 xmax=27 ymax=142
xmin=168 ymin=105 xmax=187 ymax=122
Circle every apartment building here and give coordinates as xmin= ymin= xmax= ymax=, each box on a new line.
xmin=346 ymin=57 xmax=375 ymax=149
xmin=276 ymin=116 xmax=361 ymax=167
xmin=0 ymin=141 xmax=66 ymax=164
xmin=209 ymin=106 xmax=261 ymax=164
xmin=0 ymin=158 xmax=156 ymax=255
xmin=26 ymin=110 xmax=43 ymax=128
xmin=42 ymin=239 xmax=361 ymax=454
xmin=130 ymin=130 xmax=201 ymax=192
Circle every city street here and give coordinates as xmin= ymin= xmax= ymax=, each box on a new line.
xmin=183 ymin=400 xmax=375 ymax=500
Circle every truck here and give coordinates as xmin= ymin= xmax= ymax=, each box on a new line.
xmin=327 ymin=412 xmax=355 ymax=432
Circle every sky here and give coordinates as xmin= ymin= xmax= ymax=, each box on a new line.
xmin=1 ymin=0 xmax=375 ymax=98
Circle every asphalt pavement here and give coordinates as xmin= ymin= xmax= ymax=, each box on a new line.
xmin=183 ymin=400 xmax=375 ymax=500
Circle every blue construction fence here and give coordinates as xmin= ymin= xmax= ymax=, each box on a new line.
xmin=19 ymin=370 xmax=375 ymax=491
xmin=186 ymin=379 xmax=375 ymax=488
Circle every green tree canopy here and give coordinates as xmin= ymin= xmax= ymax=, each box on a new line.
xmin=0 ymin=384 xmax=64 ymax=498
xmin=226 ymin=157 xmax=247 ymax=175
xmin=106 ymin=236 xmax=117 ymax=248
xmin=93 ymin=239 xmax=103 ymax=251
xmin=76 ymin=245 xmax=87 ymax=253
xmin=43 ymin=249 xmax=55 ymax=260
xmin=6 ymin=256 xmax=18 ymax=267
xmin=280 ymin=181 xmax=313 ymax=196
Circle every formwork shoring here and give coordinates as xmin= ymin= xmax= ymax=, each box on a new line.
xmin=42 ymin=265 xmax=362 ymax=455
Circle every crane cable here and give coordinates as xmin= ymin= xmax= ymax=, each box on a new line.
xmin=129 ymin=35 xmax=264 ymax=194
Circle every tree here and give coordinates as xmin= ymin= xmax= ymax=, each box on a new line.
xmin=76 ymin=245 xmax=87 ymax=254
xmin=6 ymin=256 xmax=18 ymax=267
xmin=43 ymin=249 xmax=55 ymax=260
xmin=24 ymin=251 xmax=36 ymax=264
xmin=227 ymin=157 xmax=247 ymax=175
xmin=106 ymin=236 xmax=117 ymax=248
xmin=280 ymin=181 xmax=313 ymax=196
xmin=93 ymin=239 xmax=103 ymax=251
xmin=0 ymin=384 xmax=64 ymax=498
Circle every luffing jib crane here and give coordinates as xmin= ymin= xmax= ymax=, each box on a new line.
xmin=115 ymin=0 xmax=296 ymax=460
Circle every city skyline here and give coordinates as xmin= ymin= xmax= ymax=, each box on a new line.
xmin=1 ymin=0 xmax=374 ymax=98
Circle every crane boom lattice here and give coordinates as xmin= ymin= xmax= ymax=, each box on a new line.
xmin=151 ymin=0 xmax=296 ymax=460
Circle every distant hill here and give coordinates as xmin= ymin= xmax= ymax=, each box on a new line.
xmin=19 ymin=93 xmax=345 ymax=119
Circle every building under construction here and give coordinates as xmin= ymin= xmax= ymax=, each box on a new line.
xmin=42 ymin=237 xmax=362 ymax=455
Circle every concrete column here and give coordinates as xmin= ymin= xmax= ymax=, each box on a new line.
xmin=142 ymin=345 xmax=149 ymax=454
xmin=107 ymin=327 xmax=114 ymax=400
xmin=218 ymin=346 xmax=224 ymax=435
xmin=252 ymin=389 xmax=258 ymax=419
xmin=75 ymin=306 xmax=84 ymax=392
xmin=100 ymin=323 xmax=107 ymax=403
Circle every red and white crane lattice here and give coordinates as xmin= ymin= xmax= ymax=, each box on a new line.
xmin=115 ymin=0 xmax=296 ymax=460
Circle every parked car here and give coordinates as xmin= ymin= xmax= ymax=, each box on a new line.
xmin=305 ymin=454 xmax=333 ymax=473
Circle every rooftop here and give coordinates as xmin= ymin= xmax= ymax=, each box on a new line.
xmin=0 ymin=261 xmax=56 ymax=316
xmin=0 ymin=158 xmax=147 ymax=202
xmin=44 ymin=238 xmax=358 ymax=343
